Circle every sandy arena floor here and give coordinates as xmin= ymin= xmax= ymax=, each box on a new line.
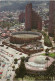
xmin=13 ymin=34 xmax=38 ymax=38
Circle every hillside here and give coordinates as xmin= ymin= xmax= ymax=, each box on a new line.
xmin=0 ymin=1 xmax=49 ymax=12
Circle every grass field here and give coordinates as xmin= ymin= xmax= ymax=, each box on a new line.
xmin=42 ymin=53 xmax=55 ymax=58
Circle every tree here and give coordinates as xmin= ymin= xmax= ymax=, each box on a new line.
xmin=46 ymin=61 xmax=55 ymax=80
xmin=25 ymin=56 xmax=29 ymax=62
xmin=15 ymin=57 xmax=26 ymax=81
xmin=12 ymin=66 xmax=15 ymax=71
xmin=42 ymin=31 xmax=52 ymax=47
xmin=45 ymin=57 xmax=50 ymax=67
xmin=14 ymin=58 xmax=18 ymax=64
xmin=21 ymin=57 xmax=25 ymax=62
xmin=45 ymin=48 xmax=49 ymax=56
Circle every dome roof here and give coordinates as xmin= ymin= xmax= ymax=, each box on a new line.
xmin=34 ymin=55 xmax=47 ymax=64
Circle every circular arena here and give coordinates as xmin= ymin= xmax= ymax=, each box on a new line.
xmin=10 ymin=31 xmax=42 ymax=44
xmin=25 ymin=55 xmax=54 ymax=74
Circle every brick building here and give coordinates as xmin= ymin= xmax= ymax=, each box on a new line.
xmin=25 ymin=3 xmax=42 ymax=31
xmin=49 ymin=0 xmax=55 ymax=36
xmin=19 ymin=12 xmax=25 ymax=23
xmin=25 ymin=3 xmax=32 ymax=30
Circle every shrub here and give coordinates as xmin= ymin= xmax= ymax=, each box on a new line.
xmin=42 ymin=32 xmax=52 ymax=47
xmin=14 ymin=58 xmax=18 ymax=64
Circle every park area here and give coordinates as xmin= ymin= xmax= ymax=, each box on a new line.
xmin=42 ymin=53 xmax=55 ymax=58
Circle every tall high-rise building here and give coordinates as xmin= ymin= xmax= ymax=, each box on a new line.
xmin=49 ymin=0 xmax=55 ymax=36
xmin=25 ymin=3 xmax=42 ymax=31
xmin=25 ymin=3 xmax=32 ymax=30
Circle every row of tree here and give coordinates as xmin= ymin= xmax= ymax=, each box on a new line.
xmin=42 ymin=31 xmax=52 ymax=47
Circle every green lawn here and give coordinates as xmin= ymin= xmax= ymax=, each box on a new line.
xmin=42 ymin=53 xmax=55 ymax=58
xmin=15 ymin=76 xmax=35 ymax=81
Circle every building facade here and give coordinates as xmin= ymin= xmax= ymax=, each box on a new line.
xmin=49 ymin=0 xmax=55 ymax=36
xmin=25 ymin=3 xmax=32 ymax=30
xmin=19 ymin=12 xmax=25 ymax=23
xmin=25 ymin=3 xmax=42 ymax=31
